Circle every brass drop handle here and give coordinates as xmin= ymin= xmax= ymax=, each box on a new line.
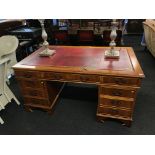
xmin=114 ymin=78 xmax=127 ymax=84
xmin=112 ymin=91 xmax=121 ymax=96
xmin=25 ymin=74 xmax=31 ymax=78
xmin=112 ymin=109 xmax=118 ymax=115
xmin=114 ymin=79 xmax=121 ymax=84
xmin=41 ymin=81 xmax=44 ymax=86
xmin=31 ymin=91 xmax=38 ymax=96
xmin=80 ymin=76 xmax=89 ymax=81
xmin=111 ymin=100 xmax=120 ymax=105
xmin=53 ymin=74 xmax=62 ymax=79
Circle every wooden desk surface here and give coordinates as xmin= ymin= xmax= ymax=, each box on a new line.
xmin=13 ymin=46 xmax=144 ymax=78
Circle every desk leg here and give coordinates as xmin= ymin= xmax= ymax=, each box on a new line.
xmin=25 ymin=106 xmax=33 ymax=112
xmin=121 ymin=120 xmax=132 ymax=127
xmin=96 ymin=115 xmax=108 ymax=123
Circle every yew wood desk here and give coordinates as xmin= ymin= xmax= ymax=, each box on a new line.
xmin=13 ymin=46 xmax=144 ymax=126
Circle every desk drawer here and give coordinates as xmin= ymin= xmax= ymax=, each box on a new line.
xmin=24 ymin=97 xmax=50 ymax=106
xmin=17 ymin=79 xmax=45 ymax=89
xmin=42 ymin=72 xmax=80 ymax=81
xmin=42 ymin=72 xmax=99 ymax=83
xmin=99 ymin=97 xmax=134 ymax=109
xmin=15 ymin=70 xmax=41 ymax=79
xmin=98 ymin=106 xmax=132 ymax=118
xmin=100 ymin=86 xmax=136 ymax=98
xmin=42 ymin=72 xmax=64 ymax=80
xmin=22 ymin=88 xmax=48 ymax=98
xmin=101 ymin=76 xmax=140 ymax=86
xmin=78 ymin=74 xmax=99 ymax=83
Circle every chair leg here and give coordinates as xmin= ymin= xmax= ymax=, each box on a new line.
xmin=0 ymin=116 xmax=4 ymax=124
xmin=0 ymin=98 xmax=5 ymax=109
xmin=3 ymin=61 xmax=20 ymax=105
xmin=3 ymin=62 xmax=11 ymax=103
xmin=5 ymin=85 xmax=20 ymax=105
xmin=12 ymin=95 xmax=20 ymax=105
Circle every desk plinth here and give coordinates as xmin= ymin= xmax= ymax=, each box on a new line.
xmin=13 ymin=46 xmax=144 ymax=126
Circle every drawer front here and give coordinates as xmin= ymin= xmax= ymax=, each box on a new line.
xmin=42 ymin=72 xmax=99 ymax=83
xmin=15 ymin=70 xmax=41 ymax=79
xmin=17 ymin=79 xmax=45 ymax=89
xmin=42 ymin=72 xmax=80 ymax=81
xmin=100 ymin=86 xmax=136 ymax=98
xmin=99 ymin=97 xmax=134 ymax=109
xmin=98 ymin=107 xmax=132 ymax=118
xmin=64 ymin=73 xmax=80 ymax=81
xmin=21 ymin=88 xmax=48 ymax=98
xmin=42 ymin=72 xmax=65 ymax=80
xmin=101 ymin=76 xmax=140 ymax=86
xmin=24 ymin=97 xmax=50 ymax=106
xmin=78 ymin=74 xmax=99 ymax=83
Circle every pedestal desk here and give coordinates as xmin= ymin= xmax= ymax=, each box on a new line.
xmin=13 ymin=46 xmax=144 ymax=126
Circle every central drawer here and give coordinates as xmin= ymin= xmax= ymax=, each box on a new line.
xmin=100 ymin=86 xmax=136 ymax=98
xmin=78 ymin=74 xmax=99 ymax=83
xmin=42 ymin=72 xmax=99 ymax=83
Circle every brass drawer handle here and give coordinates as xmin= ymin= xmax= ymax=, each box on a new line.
xmin=41 ymin=81 xmax=45 ymax=86
xmin=112 ymin=109 xmax=118 ymax=115
xmin=114 ymin=78 xmax=127 ymax=84
xmin=53 ymin=74 xmax=62 ymax=79
xmin=80 ymin=76 xmax=89 ymax=81
xmin=30 ymin=91 xmax=38 ymax=96
xmin=112 ymin=91 xmax=122 ymax=96
xmin=25 ymin=74 xmax=32 ymax=78
xmin=114 ymin=79 xmax=121 ymax=84
xmin=111 ymin=100 xmax=120 ymax=105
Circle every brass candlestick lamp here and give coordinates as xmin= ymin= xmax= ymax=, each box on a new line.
xmin=105 ymin=19 xmax=119 ymax=58
xmin=38 ymin=19 xmax=56 ymax=56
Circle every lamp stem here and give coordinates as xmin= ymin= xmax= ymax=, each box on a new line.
xmin=38 ymin=19 xmax=56 ymax=56
xmin=104 ymin=19 xmax=120 ymax=58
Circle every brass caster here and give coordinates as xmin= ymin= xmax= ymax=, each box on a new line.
xmin=122 ymin=123 xmax=126 ymax=126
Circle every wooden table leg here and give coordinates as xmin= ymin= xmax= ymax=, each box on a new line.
xmin=25 ymin=106 xmax=33 ymax=112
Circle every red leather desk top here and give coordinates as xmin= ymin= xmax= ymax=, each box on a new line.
xmin=21 ymin=46 xmax=132 ymax=71
xmin=14 ymin=46 xmax=144 ymax=77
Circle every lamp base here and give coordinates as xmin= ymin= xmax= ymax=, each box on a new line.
xmin=39 ymin=48 xmax=56 ymax=57
xmin=104 ymin=50 xmax=119 ymax=59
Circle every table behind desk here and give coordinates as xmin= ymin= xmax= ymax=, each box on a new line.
xmin=8 ymin=26 xmax=42 ymax=60
xmin=8 ymin=26 xmax=42 ymax=41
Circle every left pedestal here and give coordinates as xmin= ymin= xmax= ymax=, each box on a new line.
xmin=15 ymin=70 xmax=64 ymax=113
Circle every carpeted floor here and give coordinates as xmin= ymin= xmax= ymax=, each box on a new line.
xmin=0 ymin=35 xmax=155 ymax=135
